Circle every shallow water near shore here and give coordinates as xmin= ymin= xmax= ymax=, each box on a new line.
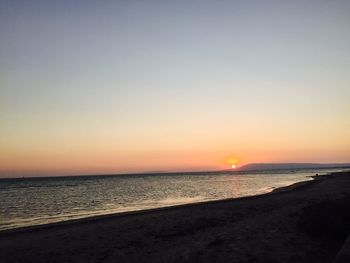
xmin=0 ymin=168 xmax=346 ymax=230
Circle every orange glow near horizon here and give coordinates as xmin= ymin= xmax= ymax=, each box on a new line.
xmin=227 ymin=158 xmax=240 ymax=166
xmin=2 ymin=143 xmax=350 ymax=177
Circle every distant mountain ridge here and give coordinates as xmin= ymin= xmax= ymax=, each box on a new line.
xmin=237 ymin=163 xmax=350 ymax=171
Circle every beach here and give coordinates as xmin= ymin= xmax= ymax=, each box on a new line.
xmin=1 ymin=171 xmax=349 ymax=263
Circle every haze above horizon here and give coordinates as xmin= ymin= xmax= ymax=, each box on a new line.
xmin=1 ymin=1 xmax=350 ymax=177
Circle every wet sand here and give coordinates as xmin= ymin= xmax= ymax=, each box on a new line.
xmin=1 ymin=171 xmax=349 ymax=263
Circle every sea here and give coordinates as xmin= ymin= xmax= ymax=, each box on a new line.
xmin=0 ymin=168 xmax=347 ymax=231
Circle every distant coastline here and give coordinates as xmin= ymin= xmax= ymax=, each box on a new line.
xmin=236 ymin=162 xmax=350 ymax=172
xmin=1 ymin=163 xmax=350 ymax=180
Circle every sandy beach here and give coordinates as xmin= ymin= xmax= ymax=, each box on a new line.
xmin=1 ymin=171 xmax=349 ymax=263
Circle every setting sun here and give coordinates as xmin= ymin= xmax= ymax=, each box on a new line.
xmin=227 ymin=158 xmax=239 ymax=169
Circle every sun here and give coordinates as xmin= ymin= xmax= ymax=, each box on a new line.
xmin=226 ymin=157 xmax=239 ymax=169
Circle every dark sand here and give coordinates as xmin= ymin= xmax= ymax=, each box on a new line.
xmin=1 ymin=171 xmax=349 ymax=263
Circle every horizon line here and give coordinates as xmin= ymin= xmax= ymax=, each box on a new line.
xmin=1 ymin=162 xmax=350 ymax=180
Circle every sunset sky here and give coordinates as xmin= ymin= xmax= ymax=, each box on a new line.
xmin=1 ymin=1 xmax=350 ymax=177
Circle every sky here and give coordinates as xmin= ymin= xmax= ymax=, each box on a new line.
xmin=1 ymin=0 xmax=350 ymax=177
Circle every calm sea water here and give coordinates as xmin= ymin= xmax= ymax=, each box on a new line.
xmin=0 ymin=168 xmax=345 ymax=230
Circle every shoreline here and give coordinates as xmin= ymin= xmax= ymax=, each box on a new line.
xmin=1 ymin=171 xmax=348 ymax=263
xmin=0 ymin=172 xmax=328 ymax=235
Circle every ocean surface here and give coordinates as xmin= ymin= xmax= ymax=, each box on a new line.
xmin=0 ymin=168 xmax=346 ymax=231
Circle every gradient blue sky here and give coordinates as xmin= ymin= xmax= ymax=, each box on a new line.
xmin=1 ymin=0 xmax=350 ymax=177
